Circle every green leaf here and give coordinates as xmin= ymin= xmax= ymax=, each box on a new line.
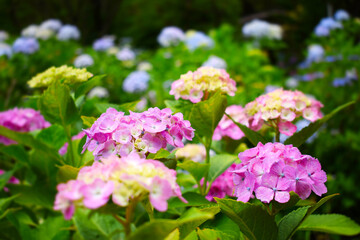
xmin=81 ymin=116 xmax=97 ymax=128
xmin=74 ymin=208 xmax=124 ymax=240
xmin=75 ymin=74 xmax=106 ymax=98
xmin=216 ymin=198 xmax=278 ymax=240
xmin=208 ymin=154 xmax=237 ymax=184
xmin=297 ymin=214 xmax=360 ymax=236
xmin=36 ymin=216 xmax=72 ymax=240
xmin=95 ymin=101 xmax=140 ymax=114
xmin=0 ymin=126 xmax=61 ymax=163
xmin=178 ymin=161 xmax=209 ymax=183
xmin=178 ymin=206 xmax=220 ymax=239
xmin=270 ymin=192 xmax=300 ymax=215
xmin=197 ymin=228 xmax=234 ymax=240
xmin=285 ymin=101 xmax=355 ymax=147
xmin=0 ymin=164 xmax=20 ymax=191
xmin=306 ymin=193 xmax=339 ymax=216
xmin=277 ymin=206 xmax=310 ymax=240
xmin=148 ymin=149 xmax=177 ymax=169
xmin=0 ymin=195 xmax=20 ymax=213
xmin=166 ymin=92 xmax=227 ymax=138
xmin=201 ymin=213 xmax=241 ymax=240
xmin=35 ymin=124 xmax=67 ymax=150
xmin=168 ymin=192 xmax=215 ymax=208
xmin=0 ymin=145 xmax=29 ymax=164
xmin=8 ymin=184 xmax=55 ymax=209
xmin=225 ymin=113 xmax=268 ymax=146
xmin=38 ymin=80 xmax=79 ymax=125
xmin=56 ymin=165 xmax=80 ymax=183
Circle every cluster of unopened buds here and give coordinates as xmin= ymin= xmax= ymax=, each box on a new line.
xmin=233 ymin=142 xmax=327 ymax=203
xmin=0 ymin=108 xmax=50 ymax=145
xmin=83 ymin=107 xmax=195 ymax=160
xmin=170 ymin=66 xmax=237 ymax=103
xmin=54 ymin=153 xmax=186 ymax=219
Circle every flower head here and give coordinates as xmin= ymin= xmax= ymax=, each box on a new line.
xmin=202 ymin=55 xmax=227 ymax=69
xmin=0 ymin=43 xmax=12 ymax=58
xmin=0 ymin=30 xmax=9 ymax=41
xmin=204 ymin=164 xmax=236 ymax=201
xmin=170 ymin=66 xmax=237 ymax=103
xmin=157 ymin=26 xmax=185 ymax=47
xmin=242 ymin=19 xmax=282 ymax=40
xmin=334 ymin=9 xmax=350 ymax=21
xmin=57 ymin=25 xmax=80 ymax=41
xmin=116 ymin=47 xmax=136 ymax=61
xmin=0 ymin=108 xmax=50 ymax=145
xmin=234 ymin=142 xmax=327 ymax=203
xmin=12 ymin=37 xmax=39 ymax=54
xmin=93 ymin=37 xmax=115 ymax=51
xmin=54 ymin=153 xmax=186 ymax=219
xmin=74 ymin=54 xmax=94 ymax=68
xmin=40 ymin=19 xmax=62 ymax=31
xmin=175 ymin=144 xmax=206 ymax=162
xmin=184 ymin=30 xmax=214 ymax=51
xmin=83 ymin=107 xmax=194 ymax=160
xmin=122 ymin=71 xmax=150 ymax=93
xmin=28 ymin=65 xmax=93 ymax=88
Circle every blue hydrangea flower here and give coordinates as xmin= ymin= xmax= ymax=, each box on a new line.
xmin=314 ymin=25 xmax=330 ymax=37
xmin=21 ymin=25 xmax=39 ymax=38
xmin=334 ymin=9 xmax=350 ymax=21
xmin=57 ymin=25 xmax=80 ymax=41
xmin=93 ymin=37 xmax=115 ymax=51
xmin=307 ymin=44 xmax=324 ymax=63
xmin=12 ymin=37 xmax=39 ymax=54
xmin=116 ymin=47 xmax=136 ymax=61
xmin=314 ymin=17 xmax=342 ymax=37
xmin=40 ymin=19 xmax=62 ymax=31
xmin=0 ymin=31 xmax=9 ymax=42
xmin=184 ymin=31 xmax=214 ymax=51
xmin=202 ymin=55 xmax=227 ymax=69
xmin=332 ymin=69 xmax=358 ymax=87
xmin=242 ymin=19 xmax=282 ymax=40
xmin=74 ymin=54 xmax=94 ymax=68
xmin=157 ymin=26 xmax=185 ymax=47
xmin=0 ymin=43 xmax=12 ymax=58
xmin=122 ymin=71 xmax=150 ymax=93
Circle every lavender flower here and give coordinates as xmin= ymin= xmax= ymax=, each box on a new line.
xmin=93 ymin=37 xmax=115 ymax=51
xmin=123 ymin=71 xmax=150 ymax=93
xmin=202 ymin=55 xmax=227 ymax=69
xmin=334 ymin=9 xmax=350 ymax=21
xmin=157 ymin=26 xmax=185 ymax=47
xmin=74 ymin=54 xmax=94 ymax=68
xmin=57 ymin=25 xmax=80 ymax=41
xmin=184 ymin=31 xmax=214 ymax=51
xmin=40 ymin=19 xmax=62 ymax=31
xmin=116 ymin=47 xmax=136 ymax=61
xmin=12 ymin=37 xmax=39 ymax=54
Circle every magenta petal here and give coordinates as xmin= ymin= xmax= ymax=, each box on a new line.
xmin=274 ymin=191 xmax=290 ymax=203
xmin=255 ymin=187 xmax=274 ymax=203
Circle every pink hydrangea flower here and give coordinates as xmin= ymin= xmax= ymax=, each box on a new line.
xmin=203 ymin=164 xmax=237 ymax=202
xmin=233 ymin=142 xmax=327 ymax=203
xmin=213 ymin=105 xmax=248 ymax=141
xmin=170 ymin=67 xmax=237 ymax=103
xmin=0 ymin=108 xmax=50 ymax=145
xmin=54 ymin=153 xmax=186 ymax=219
xmin=242 ymin=89 xmax=323 ymax=138
xmin=82 ymin=107 xmax=194 ymax=160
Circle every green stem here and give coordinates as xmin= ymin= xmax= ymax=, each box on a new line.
xmin=201 ymin=137 xmax=212 ymax=195
xmin=65 ymin=125 xmax=75 ymax=166
xmin=275 ymin=130 xmax=280 ymax=143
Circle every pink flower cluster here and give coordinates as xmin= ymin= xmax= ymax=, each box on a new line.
xmin=0 ymin=108 xmax=50 ymax=145
xmin=59 ymin=132 xmax=86 ymax=155
xmin=233 ymin=142 xmax=327 ymax=203
xmin=83 ymin=107 xmax=194 ymax=160
xmin=54 ymin=153 xmax=186 ymax=220
xmin=170 ymin=66 xmax=237 ymax=103
xmin=203 ymin=164 xmax=236 ymax=201
xmin=213 ymin=105 xmax=247 ymax=140
xmin=243 ymin=89 xmax=323 ymax=136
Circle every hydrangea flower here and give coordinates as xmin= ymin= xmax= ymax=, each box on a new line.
xmin=40 ymin=19 xmax=62 ymax=31
xmin=203 ymin=164 xmax=236 ymax=201
xmin=175 ymin=144 xmax=206 ymax=162
xmin=35 ymin=28 xmax=54 ymax=40
xmin=122 ymin=71 xmax=150 ymax=93
xmin=213 ymin=105 xmax=247 ymax=141
xmin=334 ymin=9 xmax=350 ymax=21
xmin=242 ymin=19 xmax=282 ymax=40
xmin=170 ymin=66 xmax=237 ymax=103
xmin=0 ymin=108 xmax=50 ymax=145
xmin=93 ymin=37 xmax=115 ymax=51
xmin=21 ymin=25 xmax=39 ymax=38
xmin=202 ymin=55 xmax=227 ymax=69
xmin=54 ymin=152 xmax=186 ymax=219
xmin=57 ymin=25 xmax=80 ymax=41
xmin=306 ymin=44 xmax=325 ymax=63
xmin=12 ymin=37 xmax=39 ymax=54
xmin=314 ymin=17 xmax=342 ymax=37
xmin=157 ymin=26 xmax=185 ymax=47
xmin=332 ymin=68 xmax=358 ymax=87
xmin=233 ymin=142 xmax=327 ymax=203
xmin=0 ymin=43 xmax=12 ymax=58
xmin=82 ymin=107 xmax=194 ymax=160
xmin=137 ymin=61 xmax=153 ymax=71
xmin=243 ymin=89 xmax=323 ymax=136
xmin=28 ymin=65 xmax=93 ymax=88
xmin=87 ymin=86 xmax=109 ymax=99
xmin=59 ymin=132 xmax=86 ymax=155
xmin=116 ymin=47 xmax=136 ymax=61
xmin=184 ymin=30 xmax=214 ymax=51
xmin=0 ymin=31 xmax=9 ymax=41
xmin=74 ymin=54 xmax=94 ymax=68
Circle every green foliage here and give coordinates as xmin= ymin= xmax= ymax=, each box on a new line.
xmin=277 ymin=206 xmax=310 ymax=240
xmin=178 ymin=161 xmax=209 ymax=183
xmin=75 ymin=74 xmax=106 ymax=99
xmin=208 ymin=154 xmax=237 ymax=184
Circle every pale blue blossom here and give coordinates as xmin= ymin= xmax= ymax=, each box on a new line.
xmin=12 ymin=37 xmax=39 ymax=54
xmin=334 ymin=9 xmax=350 ymax=21
xmin=185 ymin=30 xmax=214 ymax=51
xmin=40 ymin=19 xmax=62 ymax=31
xmin=202 ymin=55 xmax=227 ymax=69
xmin=157 ymin=26 xmax=185 ymax=47
xmin=307 ymin=44 xmax=324 ymax=63
xmin=93 ymin=37 xmax=115 ymax=51
xmin=87 ymin=86 xmax=109 ymax=98
xmin=0 ymin=43 xmax=12 ymax=57
xmin=21 ymin=25 xmax=39 ymax=38
xmin=122 ymin=71 xmax=150 ymax=93
xmin=0 ymin=31 xmax=9 ymax=42
xmin=74 ymin=54 xmax=94 ymax=68
xmin=242 ymin=19 xmax=282 ymax=40
xmin=116 ymin=47 xmax=136 ymax=61
xmin=57 ymin=25 xmax=80 ymax=41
